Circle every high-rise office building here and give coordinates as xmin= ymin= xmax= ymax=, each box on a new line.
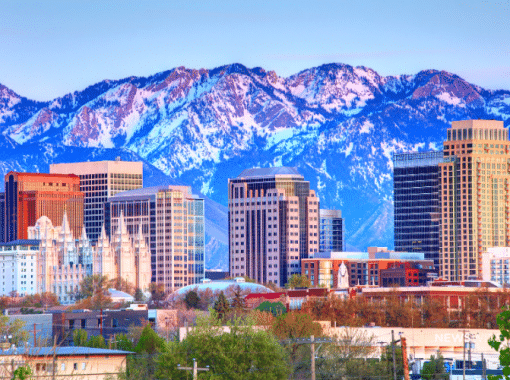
xmin=105 ymin=185 xmax=205 ymax=292
xmin=393 ymin=151 xmax=443 ymax=270
xmin=50 ymin=159 xmax=143 ymax=241
xmin=228 ymin=167 xmax=320 ymax=286
xmin=440 ymin=119 xmax=510 ymax=281
xmin=319 ymin=209 xmax=344 ymax=252
xmin=4 ymin=172 xmax=84 ymax=241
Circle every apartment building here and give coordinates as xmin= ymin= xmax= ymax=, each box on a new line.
xmin=50 ymin=159 xmax=143 ymax=241
xmin=228 ymin=167 xmax=319 ymax=286
xmin=440 ymin=119 xmax=510 ymax=280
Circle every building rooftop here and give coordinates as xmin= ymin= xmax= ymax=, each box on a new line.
xmin=0 ymin=240 xmax=40 ymax=247
xmin=109 ymin=185 xmax=199 ymax=201
xmin=237 ymin=167 xmax=302 ymax=178
xmin=174 ymin=279 xmax=274 ymax=295
xmin=0 ymin=346 xmax=133 ymax=356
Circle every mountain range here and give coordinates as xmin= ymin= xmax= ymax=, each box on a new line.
xmin=1 ymin=63 xmax=509 ymax=270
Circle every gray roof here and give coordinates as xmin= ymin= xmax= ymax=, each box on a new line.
xmin=0 ymin=346 xmax=133 ymax=356
xmin=237 ymin=167 xmax=302 ymax=178
xmin=0 ymin=240 xmax=40 ymax=247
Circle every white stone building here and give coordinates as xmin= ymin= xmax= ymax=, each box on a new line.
xmin=27 ymin=211 xmax=151 ymax=304
xmin=0 ymin=240 xmax=38 ymax=297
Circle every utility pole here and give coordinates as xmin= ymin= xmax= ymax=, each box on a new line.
xmin=177 ymin=358 xmax=209 ymax=380
xmin=392 ymin=330 xmax=397 ymax=380
xmin=52 ymin=336 xmax=57 ymax=380
xmin=482 ymin=353 xmax=487 ymax=380
xmin=401 ymin=337 xmax=410 ymax=380
xmin=311 ymin=335 xmax=316 ymax=380
xmin=32 ymin=323 xmax=41 ymax=347
xmin=462 ymin=330 xmax=466 ymax=380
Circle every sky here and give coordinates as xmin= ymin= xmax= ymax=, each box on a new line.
xmin=0 ymin=0 xmax=509 ymax=101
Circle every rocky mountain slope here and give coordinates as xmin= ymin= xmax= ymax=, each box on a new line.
xmin=1 ymin=63 xmax=509 ymax=268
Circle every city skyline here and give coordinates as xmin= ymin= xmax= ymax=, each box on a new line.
xmin=0 ymin=1 xmax=508 ymax=101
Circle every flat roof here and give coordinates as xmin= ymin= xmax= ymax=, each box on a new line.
xmin=0 ymin=346 xmax=133 ymax=356
xmin=237 ymin=167 xmax=302 ymax=178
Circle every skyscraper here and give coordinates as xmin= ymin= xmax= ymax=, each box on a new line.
xmin=105 ymin=185 xmax=205 ymax=292
xmin=319 ymin=209 xmax=344 ymax=252
xmin=440 ymin=119 xmax=510 ymax=281
xmin=4 ymin=172 xmax=84 ymax=241
xmin=50 ymin=159 xmax=143 ymax=241
xmin=228 ymin=167 xmax=320 ymax=286
xmin=393 ymin=151 xmax=443 ymax=270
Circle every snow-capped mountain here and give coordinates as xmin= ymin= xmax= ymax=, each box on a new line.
xmin=1 ymin=63 xmax=509 ymax=269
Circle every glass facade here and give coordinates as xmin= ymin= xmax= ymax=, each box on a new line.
xmin=319 ymin=209 xmax=344 ymax=252
xmin=107 ymin=186 xmax=205 ymax=292
xmin=393 ymin=151 xmax=443 ymax=270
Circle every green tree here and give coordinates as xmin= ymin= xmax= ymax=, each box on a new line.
xmin=113 ymin=333 xmax=134 ymax=351
xmin=421 ymin=352 xmax=449 ymax=380
xmin=0 ymin=317 xmax=29 ymax=346
xmin=184 ymin=290 xmax=200 ymax=310
xmin=157 ymin=311 xmax=289 ymax=379
xmin=255 ymin=301 xmax=287 ymax=317
xmin=213 ymin=291 xmax=230 ymax=321
xmin=74 ymin=274 xmax=112 ymax=310
xmin=134 ymin=288 xmax=145 ymax=302
xmin=73 ymin=329 xmax=88 ymax=346
xmin=149 ymin=283 xmax=166 ymax=303
xmin=87 ymin=335 xmax=107 ymax=349
xmin=11 ymin=365 xmax=32 ymax=380
xmin=489 ymin=307 xmax=510 ymax=379
xmin=135 ymin=324 xmax=165 ymax=354
xmin=286 ymin=274 xmax=312 ymax=289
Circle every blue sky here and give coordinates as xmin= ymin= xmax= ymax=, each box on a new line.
xmin=1 ymin=0 xmax=509 ymax=101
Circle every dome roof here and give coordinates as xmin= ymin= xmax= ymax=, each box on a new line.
xmin=174 ymin=279 xmax=273 ymax=295
xmin=34 ymin=216 xmax=54 ymax=229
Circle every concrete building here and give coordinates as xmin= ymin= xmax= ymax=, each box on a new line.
xmin=319 ymin=209 xmax=344 ymax=252
xmin=440 ymin=119 xmax=510 ymax=281
xmin=393 ymin=151 xmax=443 ymax=270
xmin=0 ymin=240 xmax=39 ymax=296
xmin=106 ymin=185 xmax=205 ymax=292
xmin=482 ymin=246 xmax=510 ymax=285
xmin=228 ymin=167 xmax=320 ymax=286
xmin=301 ymin=250 xmax=434 ymax=288
xmin=50 ymin=159 xmax=143 ymax=241
xmin=4 ymin=172 xmax=84 ymax=241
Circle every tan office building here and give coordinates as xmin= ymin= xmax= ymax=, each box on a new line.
xmin=50 ymin=159 xmax=143 ymax=241
xmin=228 ymin=167 xmax=320 ymax=286
xmin=440 ymin=119 xmax=510 ymax=280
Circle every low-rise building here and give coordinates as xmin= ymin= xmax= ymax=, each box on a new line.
xmin=301 ymin=250 xmax=434 ymax=288
xmin=52 ymin=308 xmax=177 ymax=345
xmin=482 ymin=247 xmax=510 ymax=285
xmin=0 ymin=346 xmax=131 ymax=380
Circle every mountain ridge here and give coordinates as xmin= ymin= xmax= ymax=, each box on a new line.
xmin=1 ymin=62 xmax=509 ymax=270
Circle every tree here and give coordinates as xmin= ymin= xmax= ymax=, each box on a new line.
xmin=157 ymin=311 xmax=289 ymax=379
xmin=286 ymin=274 xmax=311 ymax=289
xmin=135 ymin=324 xmax=165 ymax=355
xmin=149 ymin=283 xmax=166 ymax=303
xmin=73 ymin=329 xmax=88 ymax=346
xmin=230 ymin=285 xmax=247 ymax=314
xmin=74 ymin=275 xmax=112 ymax=310
xmin=421 ymin=352 xmax=449 ymax=380
xmin=184 ymin=290 xmax=200 ymax=310
xmin=11 ymin=365 xmax=32 ymax=380
xmin=255 ymin=301 xmax=286 ymax=317
xmin=213 ymin=291 xmax=230 ymax=321
xmin=0 ymin=317 xmax=29 ymax=346
xmin=489 ymin=307 xmax=510 ymax=380
xmin=134 ymin=288 xmax=145 ymax=302
xmin=87 ymin=335 xmax=107 ymax=349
